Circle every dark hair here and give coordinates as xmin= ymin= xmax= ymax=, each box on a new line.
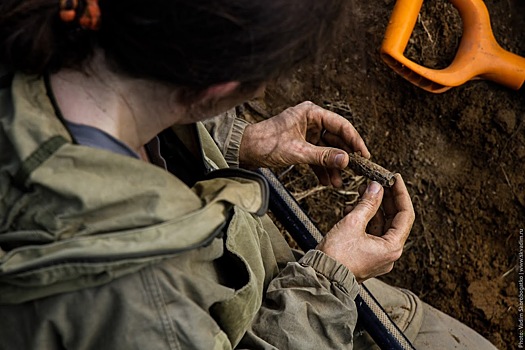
xmin=0 ymin=0 xmax=347 ymax=89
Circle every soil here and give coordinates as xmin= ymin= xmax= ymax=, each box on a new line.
xmin=252 ymin=1 xmax=525 ymax=348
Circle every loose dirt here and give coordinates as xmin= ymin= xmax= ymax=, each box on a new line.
xmin=256 ymin=1 xmax=524 ymax=348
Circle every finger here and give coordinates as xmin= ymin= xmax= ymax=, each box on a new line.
xmin=315 ymin=137 xmax=344 ymax=188
xmin=358 ymin=183 xmax=366 ymax=196
xmin=381 ymin=187 xmax=395 ymax=229
xmin=382 ymin=174 xmax=414 ymax=221
xmin=327 ymin=167 xmax=343 ymax=187
xmin=357 ymin=182 xmax=383 ymax=234
xmin=319 ymin=116 xmax=370 ymax=158
xmin=322 ymin=130 xmax=371 ymax=159
xmin=343 ymin=205 xmax=354 ymax=215
xmin=383 ymin=208 xmax=414 ymax=247
xmin=379 ymin=262 xmax=396 ymax=276
xmin=346 ymin=181 xmax=384 ymax=227
xmin=354 ymin=254 xmax=396 ymax=283
xmin=301 ymin=102 xmax=370 ymax=158
xmin=366 ymin=261 xmax=396 ymax=281
xmin=367 ymin=209 xmax=385 ymax=236
xmin=381 ymin=175 xmax=415 ymax=245
xmin=311 ymin=165 xmax=331 ymax=186
xmin=297 ymin=142 xmax=349 ymax=170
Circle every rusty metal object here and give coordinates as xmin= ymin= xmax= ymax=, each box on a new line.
xmin=347 ymin=153 xmax=396 ymax=187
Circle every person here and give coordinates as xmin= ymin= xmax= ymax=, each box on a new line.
xmin=0 ymin=0 xmax=497 ymax=349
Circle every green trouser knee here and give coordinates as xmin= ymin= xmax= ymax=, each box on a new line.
xmin=353 ymin=278 xmax=498 ymax=350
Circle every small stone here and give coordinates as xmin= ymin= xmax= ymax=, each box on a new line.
xmin=493 ymin=109 xmax=516 ymax=134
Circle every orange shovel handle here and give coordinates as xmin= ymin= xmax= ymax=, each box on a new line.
xmin=381 ymin=0 xmax=525 ymax=93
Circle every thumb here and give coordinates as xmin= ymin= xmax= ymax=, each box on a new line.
xmin=348 ymin=181 xmax=384 ymax=226
xmin=302 ymin=144 xmax=348 ymax=169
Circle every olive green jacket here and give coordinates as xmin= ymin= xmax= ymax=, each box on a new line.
xmin=0 ymin=73 xmax=359 ymax=348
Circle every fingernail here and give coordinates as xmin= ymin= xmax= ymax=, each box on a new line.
xmin=367 ymin=181 xmax=381 ymax=194
xmin=334 ymin=154 xmax=345 ymax=168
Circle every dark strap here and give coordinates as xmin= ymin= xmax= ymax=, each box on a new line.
xmin=13 ymin=136 xmax=69 ymax=188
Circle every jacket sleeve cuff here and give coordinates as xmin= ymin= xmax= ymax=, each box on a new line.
xmin=223 ymin=117 xmax=250 ymax=168
xmin=201 ymin=109 xmax=251 ymax=168
xmin=299 ymin=249 xmax=359 ymax=299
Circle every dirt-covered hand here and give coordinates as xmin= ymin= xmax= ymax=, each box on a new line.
xmin=317 ymin=174 xmax=415 ymax=282
xmin=239 ymin=101 xmax=370 ymax=187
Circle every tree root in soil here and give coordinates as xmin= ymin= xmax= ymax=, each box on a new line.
xmin=347 ymin=152 xmax=396 ymax=187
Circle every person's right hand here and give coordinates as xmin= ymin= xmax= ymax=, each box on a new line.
xmin=316 ymin=174 xmax=415 ymax=283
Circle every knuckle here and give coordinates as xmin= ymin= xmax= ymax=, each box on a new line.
xmin=319 ymin=151 xmax=329 ymax=166
xmin=322 ymin=149 xmax=339 ymax=166
xmin=342 ymin=214 xmax=362 ymax=229
xmin=299 ymin=100 xmax=315 ymax=108
xmin=409 ymin=210 xmax=416 ymax=224
xmin=384 ymin=263 xmax=395 ymax=274
xmin=407 ymin=203 xmax=416 ymax=218
xmin=295 ymin=101 xmax=317 ymax=119
xmin=388 ymin=247 xmax=403 ymax=262
xmin=359 ymin=198 xmax=379 ymax=213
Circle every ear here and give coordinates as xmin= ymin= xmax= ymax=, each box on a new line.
xmin=171 ymin=81 xmax=243 ymax=118
xmin=199 ymin=81 xmax=241 ymax=101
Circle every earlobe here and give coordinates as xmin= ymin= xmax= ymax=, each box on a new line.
xmin=201 ymin=81 xmax=241 ymax=101
xmin=174 ymin=81 xmax=245 ymax=123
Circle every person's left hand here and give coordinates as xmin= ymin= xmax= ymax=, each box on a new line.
xmin=239 ymin=101 xmax=370 ymax=187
